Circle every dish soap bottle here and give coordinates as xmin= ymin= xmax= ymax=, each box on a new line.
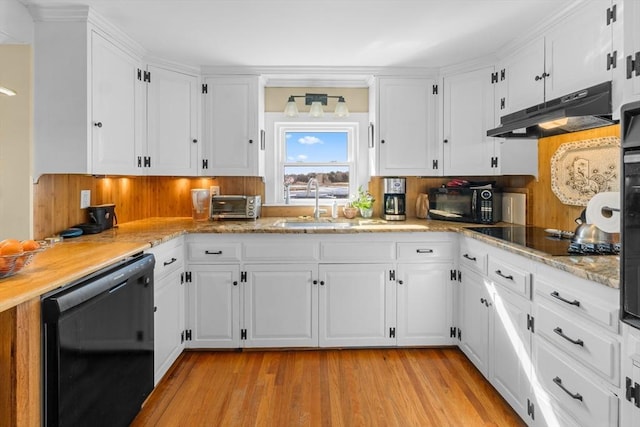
xmin=331 ymin=201 xmax=338 ymax=219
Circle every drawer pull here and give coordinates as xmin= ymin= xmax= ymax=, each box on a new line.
xmin=495 ymin=270 xmax=514 ymax=281
xmin=553 ymin=376 xmax=583 ymax=401
xmin=553 ymin=327 xmax=584 ymax=346
xmin=163 ymin=257 xmax=177 ymax=266
xmin=463 ymin=253 xmax=477 ymax=261
xmin=550 ymin=291 xmax=581 ymax=307
xmin=205 ymin=250 xmax=223 ymax=255
xmin=416 ymin=249 xmax=434 ymax=254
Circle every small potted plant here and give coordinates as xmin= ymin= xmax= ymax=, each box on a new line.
xmin=342 ymin=201 xmax=358 ymax=219
xmin=351 ymin=186 xmax=375 ymax=218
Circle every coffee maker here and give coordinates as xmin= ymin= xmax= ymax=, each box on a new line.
xmin=382 ymin=177 xmax=406 ymax=220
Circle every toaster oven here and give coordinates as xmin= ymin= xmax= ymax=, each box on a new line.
xmin=210 ymin=195 xmax=261 ymax=220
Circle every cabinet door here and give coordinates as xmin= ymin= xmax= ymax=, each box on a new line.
xmin=377 ymin=78 xmax=437 ymax=176
xmin=91 ymin=31 xmax=141 ymax=175
xmin=243 ymin=264 xmax=317 ymax=347
xmin=146 ymin=65 xmax=199 ymax=175
xmin=498 ymin=37 xmax=545 ymax=115
xmin=490 ymin=285 xmax=532 ymax=422
xmin=459 ymin=266 xmax=491 ymax=377
xmin=318 ymin=263 xmax=396 ymax=347
xmin=545 ymin=0 xmax=613 ymax=101
xmin=396 ymin=263 xmax=452 ymax=346
xmin=623 ymin=0 xmax=640 ymax=105
xmin=442 ymin=67 xmax=498 ymax=176
xmin=186 ymin=264 xmax=241 ymax=348
xmin=154 ymin=268 xmax=185 ymax=385
xmin=202 ymin=76 xmax=260 ymax=176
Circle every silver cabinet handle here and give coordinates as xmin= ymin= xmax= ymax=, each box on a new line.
xmin=550 ymin=291 xmax=580 ymax=307
xmin=205 ymin=250 xmax=223 ymax=255
xmin=553 ymin=327 xmax=584 ymax=346
xmin=495 ymin=270 xmax=514 ymax=281
xmin=553 ymin=377 xmax=583 ymax=401
xmin=416 ymin=249 xmax=434 ymax=254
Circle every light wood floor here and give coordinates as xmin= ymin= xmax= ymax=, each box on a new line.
xmin=132 ymin=348 xmax=526 ymax=427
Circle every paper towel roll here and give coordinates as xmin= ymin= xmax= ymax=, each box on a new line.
xmin=585 ymin=192 xmax=620 ymax=233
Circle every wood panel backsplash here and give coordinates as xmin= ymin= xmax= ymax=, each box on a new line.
xmin=33 ymin=175 xmax=265 ymax=239
xmin=32 ymin=124 xmax=620 ymax=240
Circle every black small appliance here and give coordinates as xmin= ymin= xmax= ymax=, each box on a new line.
xmin=429 ymin=186 xmax=502 ymax=224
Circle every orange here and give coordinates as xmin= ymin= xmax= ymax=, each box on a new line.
xmin=0 ymin=240 xmax=23 ymax=256
xmin=21 ymin=240 xmax=40 ymax=252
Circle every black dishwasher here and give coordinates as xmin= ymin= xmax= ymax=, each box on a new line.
xmin=42 ymin=253 xmax=155 ymax=427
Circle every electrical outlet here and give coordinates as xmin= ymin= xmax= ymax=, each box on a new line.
xmin=80 ymin=190 xmax=91 ymax=209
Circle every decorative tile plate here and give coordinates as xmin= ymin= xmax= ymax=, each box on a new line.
xmin=550 ymin=136 xmax=620 ymax=206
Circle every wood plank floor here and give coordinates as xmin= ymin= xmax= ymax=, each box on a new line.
xmin=132 ymin=348 xmax=526 ymax=427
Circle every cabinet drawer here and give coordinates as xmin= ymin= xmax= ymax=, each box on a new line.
xmin=187 ymin=242 xmax=241 ymax=263
xmin=397 ymin=241 xmax=453 ymax=261
xmin=459 ymin=243 xmax=488 ymax=275
xmin=488 ymin=257 xmax=530 ymax=298
xmin=320 ymin=241 xmax=395 ymax=262
xmin=537 ymin=301 xmax=619 ymax=384
xmin=535 ymin=339 xmax=618 ymax=427
xmin=535 ymin=277 xmax=618 ymax=332
xmin=147 ymin=238 xmax=184 ymax=281
xmin=243 ymin=240 xmax=319 ymax=262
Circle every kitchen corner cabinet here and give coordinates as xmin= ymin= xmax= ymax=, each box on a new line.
xmin=442 ymin=66 xmax=500 ymax=176
xmin=33 ymin=16 xmax=145 ymax=178
xmin=147 ymin=237 xmax=185 ymax=385
xmin=498 ymin=0 xmax=614 ymax=116
xmin=201 ymin=76 xmax=265 ymax=176
xmin=373 ymin=77 xmax=439 ymax=176
xmin=143 ymin=64 xmax=200 ymax=175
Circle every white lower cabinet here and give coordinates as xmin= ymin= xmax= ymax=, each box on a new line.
xmin=185 ymin=264 xmax=241 ymax=348
xmin=459 ymin=265 xmax=491 ymax=377
xmin=243 ymin=264 xmax=317 ymax=347
xmin=318 ymin=263 xmax=395 ymax=347
xmin=622 ymin=323 xmax=640 ymax=427
xmin=396 ymin=263 xmax=452 ymax=346
xmin=148 ymin=238 xmax=185 ymax=385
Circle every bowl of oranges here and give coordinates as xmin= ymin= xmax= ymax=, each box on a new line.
xmin=0 ymin=239 xmax=46 ymax=279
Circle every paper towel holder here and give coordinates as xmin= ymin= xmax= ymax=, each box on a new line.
xmin=601 ymin=206 xmax=620 ymax=218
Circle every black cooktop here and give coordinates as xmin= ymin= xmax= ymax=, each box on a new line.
xmin=466 ymin=226 xmax=620 ymax=256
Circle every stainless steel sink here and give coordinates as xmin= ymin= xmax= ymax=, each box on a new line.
xmin=273 ymin=220 xmax=354 ymax=230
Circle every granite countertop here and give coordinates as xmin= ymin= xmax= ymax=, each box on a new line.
xmin=0 ymin=216 xmax=620 ymax=313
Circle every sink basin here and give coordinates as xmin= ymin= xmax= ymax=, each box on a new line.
xmin=273 ymin=220 xmax=354 ymax=230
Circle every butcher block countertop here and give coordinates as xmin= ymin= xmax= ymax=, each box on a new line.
xmin=0 ymin=217 xmax=620 ymax=313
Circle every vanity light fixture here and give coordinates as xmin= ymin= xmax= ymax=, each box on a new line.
xmin=0 ymin=86 xmax=17 ymax=96
xmin=284 ymin=93 xmax=349 ymax=118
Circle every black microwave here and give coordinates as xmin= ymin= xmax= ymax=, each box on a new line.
xmin=428 ymin=187 xmax=502 ymax=224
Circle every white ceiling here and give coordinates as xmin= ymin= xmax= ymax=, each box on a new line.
xmin=23 ymin=0 xmax=581 ymax=69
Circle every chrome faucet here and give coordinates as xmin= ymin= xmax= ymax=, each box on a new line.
xmin=307 ymin=178 xmax=321 ymax=220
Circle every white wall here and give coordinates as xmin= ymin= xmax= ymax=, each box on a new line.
xmin=0 ymin=0 xmax=34 ymax=239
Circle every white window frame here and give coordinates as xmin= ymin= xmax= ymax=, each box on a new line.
xmin=264 ymin=114 xmax=367 ymax=206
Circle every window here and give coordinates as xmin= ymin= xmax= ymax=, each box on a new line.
xmin=275 ymin=123 xmax=357 ymax=205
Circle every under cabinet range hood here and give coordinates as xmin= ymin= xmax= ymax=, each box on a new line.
xmin=487 ymin=81 xmax=615 ymax=138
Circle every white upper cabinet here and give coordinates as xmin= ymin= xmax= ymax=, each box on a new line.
xmin=144 ymin=64 xmax=199 ymax=176
xmin=544 ymin=0 xmax=614 ymax=100
xmin=33 ymin=10 xmax=145 ymax=179
xmin=442 ymin=66 xmax=499 ymax=176
xmin=498 ymin=37 xmax=546 ymax=116
xmin=201 ymin=76 xmax=265 ymax=176
xmin=498 ymin=0 xmax=614 ymax=117
xmin=374 ymin=77 xmax=438 ymax=176
xmin=621 ymin=0 xmax=640 ymax=105
xmin=90 ymin=31 xmax=142 ymax=175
